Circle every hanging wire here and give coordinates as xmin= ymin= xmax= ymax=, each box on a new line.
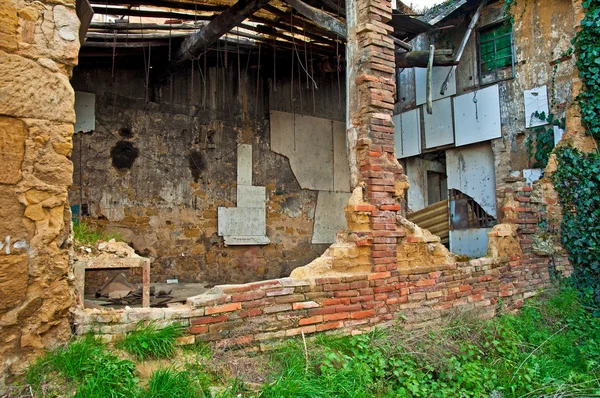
xmin=336 ymin=0 xmax=342 ymax=109
xmin=310 ymin=41 xmax=316 ymax=114
xmin=111 ymin=29 xmax=116 ymax=78
xmin=190 ymin=56 xmax=195 ymax=101
xmin=290 ymin=9 xmax=295 ymax=103
xmin=273 ymin=45 xmax=277 ymax=92
xmin=237 ymin=27 xmax=242 ymax=103
xmin=255 ymin=42 xmax=261 ymax=123
xmin=204 ymin=44 xmax=208 ymax=110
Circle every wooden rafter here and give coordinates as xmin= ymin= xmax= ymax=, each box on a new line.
xmin=172 ymin=0 xmax=272 ymax=66
xmin=282 ymin=0 xmax=345 ymax=38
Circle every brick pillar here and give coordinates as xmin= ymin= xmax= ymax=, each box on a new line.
xmin=345 ymin=0 xmax=409 ymax=271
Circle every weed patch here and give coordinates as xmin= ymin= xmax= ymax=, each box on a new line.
xmin=73 ymin=222 xmax=123 ymax=246
xmin=116 ymin=322 xmax=184 ymax=361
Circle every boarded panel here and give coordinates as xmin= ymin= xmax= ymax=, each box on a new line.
xmin=74 ymin=91 xmax=95 ymax=133
xmin=449 ymin=228 xmax=491 ymax=258
xmin=524 ymin=86 xmax=549 ymax=128
xmin=218 ymin=207 xmax=267 ymax=237
xmin=415 ymin=66 xmax=456 ymax=106
xmin=446 ymin=142 xmax=497 ymax=217
xmin=393 ymin=108 xmax=421 ymax=159
xmin=237 ymin=185 xmax=265 ymax=208
xmin=237 ymin=144 xmax=252 ymax=185
xmin=333 ymin=122 xmax=351 ymax=192
xmin=423 ymin=98 xmax=454 ymax=149
xmin=453 ymin=85 xmax=501 ymax=147
xmin=270 ymin=111 xmax=349 ymax=192
xmin=523 ymin=169 xmax=542 ymax=186
xmin=406 ymin=200 xmax=449 ymax=245
xmin=312 ymin=191 xmax=351 ymax=244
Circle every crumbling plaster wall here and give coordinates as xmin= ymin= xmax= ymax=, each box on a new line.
xmin=422 ymin=0 xmax=577 ymax=218
xmin=0 ymin=0 xmax=80 ymax=387
xmin=70 ymin=60 xmax=346 ymax=288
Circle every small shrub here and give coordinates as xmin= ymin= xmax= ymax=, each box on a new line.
xmin=73 ymin=221 xmax=123 ymax=246
xmin=116 ymin=322 xmax=184 ymax=361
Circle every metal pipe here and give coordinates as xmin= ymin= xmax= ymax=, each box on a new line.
xmin=440 ymin=0 xmax=487 ymax=95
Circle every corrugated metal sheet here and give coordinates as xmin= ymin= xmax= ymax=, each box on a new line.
xmin=406 ymin=200 xmax=449 ymax=245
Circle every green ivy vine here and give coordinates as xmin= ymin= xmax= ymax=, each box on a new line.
xmin=552 ymin=147 xmax=600 ymax=306
xmin=525 ymin=111 xmax=565 ymax=169
xmin=503 ymin=0 xmax=529 ymax=25
xmin=552 ymin=0 xmax=600 ymax=307
xmin=574 ymin=0 xmax=600 ymax=140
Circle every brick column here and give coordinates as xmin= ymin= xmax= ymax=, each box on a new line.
xmin=345 ymin=0 xmax=409 ymax=271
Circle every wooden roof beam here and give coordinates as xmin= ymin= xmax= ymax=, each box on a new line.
xmin=282 ymin=0 xmax=346 ymax=38
xmin=172 ymin=0 xmax=272 ymax=66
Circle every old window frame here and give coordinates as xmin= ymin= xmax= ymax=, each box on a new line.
xmin=477 ymin=21 xmax=515 ymax=85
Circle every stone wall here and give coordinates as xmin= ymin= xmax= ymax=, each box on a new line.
xmin=70 ymin=57 xmax=345 ymax=288
xmin=75 ymin=209 xmax=554 ymax=346
xmin=0 ymin=0 xmax=80 ymax=387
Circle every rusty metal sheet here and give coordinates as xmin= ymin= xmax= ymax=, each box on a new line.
xmin=406 ymin=200 xmax=449 ymax=245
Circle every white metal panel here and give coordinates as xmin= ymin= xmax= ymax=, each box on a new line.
xmin=237 ymin=185 xmax=266 ymax=208
xmin=312 ymin=191 xmax=351 ymax=244
xmin=237 ymin=144 xmax=252 ymax=185
xmin=446 ymin=142 xmax=497 ymax=217
xmin=524 ymin=86 xmax=549 ymax=128
xmin=271 ymin=111 xmax=349 ymax=192
xmin=553 ymin=125 xmax=565 ymax=145
xmin=415 ymin=66 xmax=456 ymax=105
xmin=405 ymin=158 xmax=427 ymax=211
xmin=333 ymin=121 xmax=351 ymax=192
xmin=218 ymin=207 xmax=267 ymax=237
xmin=423 ymin=98 xmax=454 ymax=149
xmin=449 ymin=228 xmax=491 ymax=258
xmin=523 ymin=169 xmax=543 ymax=186
xmin=74 ymin=91 xmax=95 ymax=133
xmin=393 ymin=108 xmax=421 ymax=159
xmin=453 ymin=85 xmax=501 ymax=147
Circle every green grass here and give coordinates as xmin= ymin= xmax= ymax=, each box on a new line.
xmin=116 ymin=321 xmax=185 ymax=361
xmin=73 ymin=221 xmax=123 ymax=246
xmin=146 ymin=367 xmax=205 ymax=398
xmin=21 ymin=287 xmax=600 ymax=397
xmin=25 ymin=334 xmax=139 ymax=397
xmin=259 ymin=287 xmax=600 ymax=398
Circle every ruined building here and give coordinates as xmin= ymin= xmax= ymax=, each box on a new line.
xmin=0 ymin=0 xmax=595 ymax=388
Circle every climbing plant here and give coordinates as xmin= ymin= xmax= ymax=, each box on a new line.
xmin=551 ymin=0 xmax=600 ymax=308
xmin=551 ymin=147 xmax=600 ymax=308
xmin=525 ymin=111 xmax=564 ymax=169
xmin=574 ymin=0 xmax=600 ymax=140
xmin=503 ymin=0 xmax=529 ymax=25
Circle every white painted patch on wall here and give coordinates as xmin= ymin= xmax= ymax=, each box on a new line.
xmin=446 ymin=142 xmax=497 ymax=217
xmin=523 ymin=169 xmax=543 ymax=186
xmin=218 ymin=144 xmax=270 ymax=246
xmin=393 ymin=108 xmax=421 ymax=159
xmin=453 ymin=85 xmax=502 ymax=147
xmin=449 ymin=228 xmax=491 ymax=258
xmin=524 ymin=86 xmax=549 ymax=128
xmin=0 ymin=236 xmax=33 ymax=257
xmin=74 ymin=91 xmax=96 ymax=133
xmin=312 ymin=191 xmax=351 ymax=244
xmin=423 ymin=97 xmax=454 ymax=149
xmin=415 ymin=66 xmax=456 ymax=105
xmin=553 ymin=125 xmax=565 ymax=145
xmin=270 ymin=111 xmax=350 ymax=192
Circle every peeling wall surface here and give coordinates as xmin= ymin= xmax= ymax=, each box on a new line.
xmin=0 ymin=0 xmax=80 ymax=387
xmin=397 ymin=0 xmax=578 ymax=218
xmin=70 ymin=61 xmax=347 ymax=286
